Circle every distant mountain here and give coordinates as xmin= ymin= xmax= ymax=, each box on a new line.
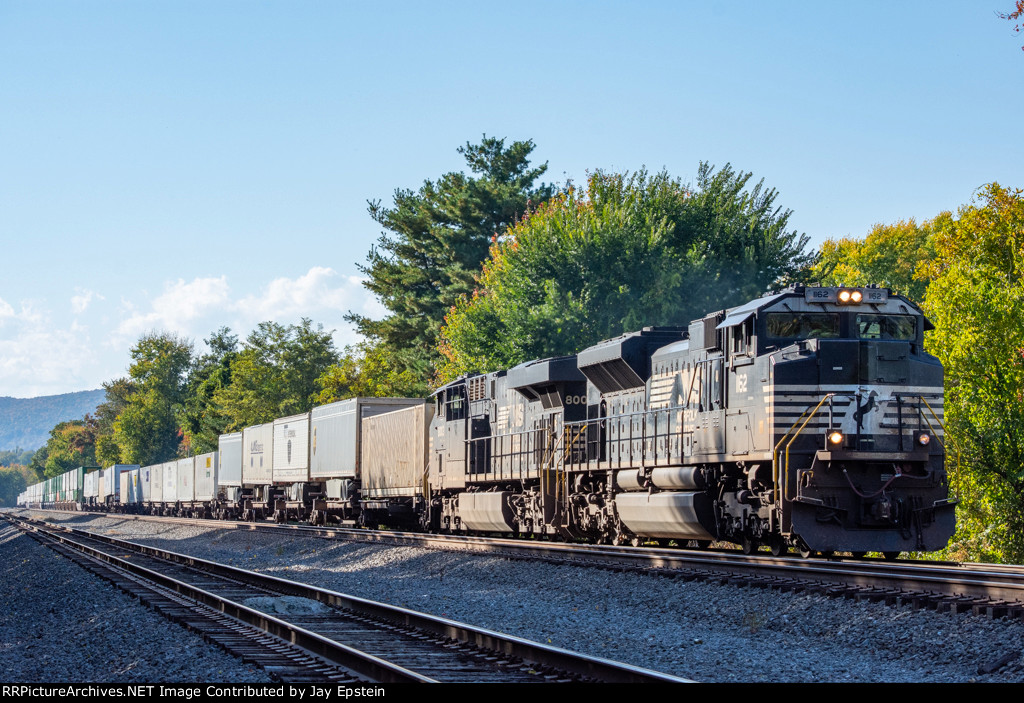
xmin=0 ymin=389 xmax=106 ymax=451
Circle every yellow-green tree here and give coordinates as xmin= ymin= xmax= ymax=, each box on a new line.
xmin=921 ymin=183 xmax=1024 ymax=562
xmin=810 ymin=217 xmax=943 ymax=302
xmin=38 ymin=420 xmax=98 ymax=477
xmin=316 ymin=342 xmax=422 ymax=403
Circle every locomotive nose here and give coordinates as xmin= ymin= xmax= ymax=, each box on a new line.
xmin=817 ymin=339 xmax=912 ymax=386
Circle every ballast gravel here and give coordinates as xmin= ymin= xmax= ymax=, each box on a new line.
xmin=12 ymin=510 xmax=1024 ymax=683
xmin=0 ymin=521 xmax=272 ymax=684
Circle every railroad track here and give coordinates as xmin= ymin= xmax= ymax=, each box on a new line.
xmin=19 ymin=508 xmax=1024 ymax=620
xmin=2 ymin=513 xmax=690 ymax=684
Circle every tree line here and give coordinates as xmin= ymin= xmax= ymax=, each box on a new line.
xmin=15 ymin=136 xmax=1024 ymax=564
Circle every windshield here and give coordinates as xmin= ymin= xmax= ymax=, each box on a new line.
xmin=857 ymin=314 xmax=916 ymax=340
xmin=766 ymin=312 xmax=840 ymax=340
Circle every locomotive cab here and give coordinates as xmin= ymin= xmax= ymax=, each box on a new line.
xmin=756 ymin=285 xmax=954 ymax=555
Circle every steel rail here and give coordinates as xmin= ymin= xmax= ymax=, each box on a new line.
xmin=6 ymin=514 xmax=432 ymax=683
xmin=16 ymin=508 xmax=1024 ymax=609
xmin=6 ymin=513 xmax=692 ymax=684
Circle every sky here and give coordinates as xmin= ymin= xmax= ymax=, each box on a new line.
xmin=1 ymin=1 xmax=1022 ymax=398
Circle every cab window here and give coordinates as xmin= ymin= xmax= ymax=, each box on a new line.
xmin=856 ymin=314 xmax=916 ymax=340
xmin=766 ymin=313 xmax=840 ymax=340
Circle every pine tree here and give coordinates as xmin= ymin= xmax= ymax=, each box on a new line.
xmin=348 ymin=136 xmax=554 ymax=392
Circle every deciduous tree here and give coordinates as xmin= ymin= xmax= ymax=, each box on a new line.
xmin=214 ymin=319 xmax=338 ymax=429
xmin=810 ymin=217 xmax=942 ymax=302
xmin=39 ymin=419 xmax=97 ymax=477
xmin=109 ymin=332 xmax=194 ymax=466
xmin=316 ymin=342 xmax=422 ymax=403
xmin=999 ymin=1 xmax=1024 ymax=50
xmin=439 ymin=165 xmax=813 ymax=381
xmin=920 ymin=183 xmax=1024 ymax=562
xmin=180 ymin=327 xmax=239 ymax=454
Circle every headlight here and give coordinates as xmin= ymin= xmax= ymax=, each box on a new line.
xmin=917 ymin=433 xmax=931 ymax=446
xmin=837 ymin=288 xmax=863 ymax=305
xmin=828 ymin=430 xmax=844 ymax=446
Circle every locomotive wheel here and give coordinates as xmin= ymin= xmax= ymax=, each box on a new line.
xmin=882 ymin=551 xmax=901 ymax=561
xmin=797 ymin=541 xmax=813 ymax=559
xmin=769 ymin=536 xmax=787 ymax=557
xmin=741 ymin=536 xmax=756 ymax=555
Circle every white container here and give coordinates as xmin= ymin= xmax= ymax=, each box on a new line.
xmin=101 ymin=465 xmax=137 ymax=501
xmin=242 ymin=423 xmax=274 ymax=486
xmin=273 ymin=413 xmax=310 ymax=484
xmin=218 ymin=432 xmax=242 ymax=487
xmin=121 ymin=469 xmax=142 ymax=505
xmin=141 ymin=465 xmax=153 ymax=502
xmin=194 ymin=451 xmax=218 ymax=501
xmin=310 ymin=398 xmax=423 ymax=481
xmin=84 ymin=471 xmax=98 ymax=499
xmin=149 ymin=463 xmax=164 ymax=503
xmin=163 ymin=461 xmax=178 ymax=503
xmin=132 ymin=468 xmax=143 ymax=504
xmin=176 ymin=457 xmax=195 ymax=502
xmin=120 ymin=471 xmax=131 ymax=506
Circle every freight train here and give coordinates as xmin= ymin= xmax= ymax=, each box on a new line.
xmin=19 ymin=284 xmax=956 ymax=558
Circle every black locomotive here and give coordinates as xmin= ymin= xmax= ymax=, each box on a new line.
xmin=24 ymin=284 xmax=955 ymax=558
xmin=427 ymin=284 xmax=955 ymax=557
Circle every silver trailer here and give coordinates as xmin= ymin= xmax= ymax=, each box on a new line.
xmin=310 ymin=398 xmax=423 ymax=481
xmin=218 ymin=432 xmax=242 ymax=487
xmin=242 ymin=423 xmax=274 ymax=486
xmin=273 ymin=412 xmax=310 ymax=484
xmin=120 ymin=468 xmax=143 ymax=507
xmin=361 ymin=402 xmax=432 ymax=499
xmin=141 ymin=464 xmax=156 ymax=503
xmin=119 ymin=471 xmax=131 ymax=507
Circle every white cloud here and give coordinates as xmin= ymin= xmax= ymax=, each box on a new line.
xmin=233 ymin=266 xmax=359 ymax=320
xmin=109 ymin=268 xmax=381 ymax=354
xmin=114 ymin=276 xmax=231 ymax=342
xmin=0 ymin=301 xmax=102 ymax=397
xmin=71 ymin=288 xmax=104 ymax=315
xmin=1 ymin=268 xmax=387 ymax=397
xmin=228 ymin=266 xmax=380 ymax=349
xmin=230 ymin=267 xmax=380 ymax=351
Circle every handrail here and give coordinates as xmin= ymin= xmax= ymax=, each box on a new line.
xmin=775 ymin=394 xmax=834 ymax=503
xmin=772 ymin=405 xmax=815 ymax=487
xmin=917 ymin=394 xmax=960 ymax=500
xmin=564 ymin=407 xmax=681 ymax=470
xmin=916 ymin=395 xmax=945 ymax=452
